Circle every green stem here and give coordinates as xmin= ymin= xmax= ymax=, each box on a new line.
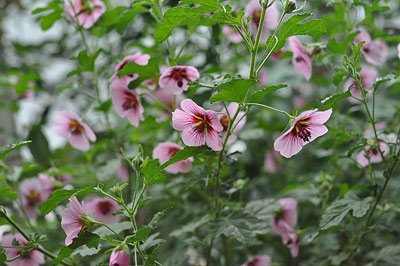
xmin=232 ymin=25 xmax=253 ymax=51
xmin=245 ymin=102 xmax=294 ymax=119
xmin=249 ymin=2 xmax=268 ymax=79
xmin=94 ymin=221 xmax=123 ymax=239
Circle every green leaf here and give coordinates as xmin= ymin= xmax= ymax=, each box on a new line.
xmin=179 ymin=0 xmax=223 ymax=10
xmin=210 ymin=79 xmax=257 ymax=104
xmin=143 ymin=146 xmax=210 ymax=184
xmin=117 ymin=55 xmax=162 ymax=87
xmin=155 ymin=6 xmax=217 ymax=42
xmin=67 ymin=49 xmax=102 ymax=77
xmin=0 ymin=188 xmax=18 ymax=199
xmin=95 ymin=99 xmax=112 ymax=113
xmin=0 ymin=249 xmax=6 ymax=263
xmin=319 ymin=192 xmax=373 ymax=230
xmin=28 ymin=125 xmax=50 ymax=166
xmin=321 ymin=91 xmax=352 ymax=108
xmin=53 ymin=231 xmax=100 ymax=265
xmin=0 ymin=140 xmax=31 ymax=160
xmin=171 ymin=215 xmax=210 ymax=237
xmin=332 ymin=70 xmax=347 ymax=86
xmin=39 ymin=187 xmax=98 ymax=215
xmin=148 ymin=207 xmax=172 ymax=229
xmin=274 ymin=13 xmax=327 ymax=51
xmin=249 ymin=84 xmax=287 ymax=103
xmin=40 ymin=11 xmax=63 ymax=31
xmin=126 ymin=226 xmax=152 ymax=242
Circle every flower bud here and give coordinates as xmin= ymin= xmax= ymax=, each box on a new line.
xmin=285 ymin=0 xmax=296 ymax=13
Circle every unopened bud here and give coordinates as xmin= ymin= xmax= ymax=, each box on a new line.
xmin=285 ymin=0 xmax=296 ymax=13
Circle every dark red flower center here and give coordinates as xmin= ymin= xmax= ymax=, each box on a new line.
xmin=26 ymin=190 xmax=41 ymax=207
xmin=98 ymin=201 xmax=112 ymax=215
xmin=164 ymin=67 xmax=191 ymax=88
xmin=295 ymin=55 xmax=304 ymax=62
xmin=69 ymin=120 xmax=83 ymax=135
xmin=122 ymin=91 xmax=139 ymax=111
xmin=168 ymin=147 xmax=180 ymax=158
xmin=192 ymin=114 xmax=213 ymax=133
xmin=292 ymin=118 xmax=312 ymax=142
xmin=252 ymin=9 xmax=262 ymax=25
xmin=247 ymin=258 xmax=260 ymax=266
xmin=220 ymin=115 xmax=229 ymax=131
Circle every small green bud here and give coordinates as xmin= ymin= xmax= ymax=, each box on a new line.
xmin=285 ymin=0 xmax=297 ymax=13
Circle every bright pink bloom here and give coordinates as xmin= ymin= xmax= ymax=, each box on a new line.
xmin=289 ymin=36 xmax=312 ymax=81
xmin=264 ymin=151 xmax=280 ymax=173
xmin=274 ymin=109 xmax=332 ymax=158
xmin=64 ymin=0 xmax=106 ymax=29
xmin=18 ymin=177 xmax=51 ymax=219
xmin=245 ymin=0 xmax=279 ymax=42
xmin=109 ymin=250 xmax=130 ymax=266
xmin=218 ymin=103 xmax=246 ymax=145
xmin=53 ymin=110 xmax=96 ymax=151
xmin=1 ymin=234 xmax=45 ymax=266
xmin=112 ymin=84 xmax=144 ymax=127
xmin=159 ymin=66 xmax=200 ymax=95
xmin=110 ymin=52 xmax=150 ymax=88
xmin=357 ymin=141 xmax=390 ymax=168
xmin=153 ymin=142 xmax=193 ymax=174
xmin=172 ymin=99 xmax=223 ymax=151
xmin=61 ymin=196 xmax=91 ymax=245
xmin=241 ymin=255 xmax=271 ymax=266
xmin=272 ymin=198 xmax=299 ymax=258
xmin=353 ymin=27 xmax=388 ymax=66
xmin=86 ymin=197 xmax=120 ymax=224
xmin=222 ymin=26 xmax=242 ymax=43
xmin=343 ymin=66 xmax=378 ymax=104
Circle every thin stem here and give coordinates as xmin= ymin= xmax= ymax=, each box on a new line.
xmin=245 ymin=102 xmax=294 ymax=118
xmin=132 ymin=183 xmax=147 ymax=216
xmin=94 ymin=221 xmax=123 ymax=239
xmin=176 ymin=32 xmax=192 ymax=60
xmin=249 ymin=2 xmax=268 ymax=79
xmin=206 ymin=237 xmax=215 ymax=266
xmin=232 ymin=25 xmax=253 ymax=51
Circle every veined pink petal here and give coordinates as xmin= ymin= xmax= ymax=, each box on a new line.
xmin=279 ymin=198 xmax=298 ymax=227
xmin=205 ymin=110 xmax=223 ymax=132
xmin=308 ymin=109 xmax=332 ymax=125
xmin=181 ymin=99 xmax=206 ymax=116
xmin=181 ymin=127 xmax=206 ymax=147
xmin=274 ymin=132 xmax=303 ymax=158
xmin=81 ymin=121 xmax=96 ymax=142
xmin=172 ymin=109 xmax=194 ymax=131
xmin=69 ymin=133 xmax=90 ymax=151
xmin=206 ymin=129 xmax=223 ymax=151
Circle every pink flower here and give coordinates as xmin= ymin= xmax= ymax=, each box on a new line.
xmin=218 ymin=103 xmax=246 ymax=145
xmin=112 ymin=84 xmax=144 ymax=127
xmin=109 ymin=250 xmax=130 ymax=266
xmin=159 ymin=66 xmax=200 ymax=95
xmin=353 ymin=27 xmax=388 ymax=66
xmin=86 ymin=197 xmax=120 ymax=224
xmin=245 ymin=0 xmax=279 ymax=42
xmin=61 ymin=196 xmax=91 ymax=245
xmin=172 ymin=99 xmax=223 ymax=151
xmin=343 ymin=66 xmax=378 ymax=104
xmin=271 ymin=198 xmax=299 ymax=258
xmin=241 ymin=255 xmax=271 ymax=266
xmin=356 ymin=140 xmax=390 ymax=168
xmin=289 ymin=36 xmax=312 ymax=81
xmin=264 ymin=151 xmax=280 ymax=173
xmin=274 ymin=109 xmax=332 ymax=158
xmin=64 ymin=0 xmax=106 ymax=29
xmin=152 ymin=86 xmax=183 ymax=122
xmin=110 ymin=52 xmax=151 ymax=88
xmin=18 ymin=177 xmax=51 ymax=219
xmin=1 ymin=234 xmax=44 ymax=266
xmin=153 ymin=142 xmax=193 ymax=174
xmin=53 ymin=110 xmax=96 ymax=151
xmin=222 ymin=26 xmax=242 ymax=43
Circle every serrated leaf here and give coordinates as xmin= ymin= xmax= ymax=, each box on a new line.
xmin=210 ymin=79 xmax=257 ymax=104
xmin=249 ymin=84 xmax=287 ymax=103
xmin=148 ymin=207 xmax=172 ymax=229
xmin=39 ymin=187 xmax=98 ymax=215
xmin=179 ymin=0 xmax=223 ymax=10
xmin=0 ymin=140 xmax=31 ymax=160
xmin=321 ymin=91 xmax=352 ymax=108
xmin=274 ymin=13 xmax=327 ymax=51
xmin=95 ymin=99 xmax=112 ymax=113
xmin=67 ymin=49 xmax=102 ymax=77
xmin=319 ymin=192 xmax=372 ymax=230
xmin=116 ymin=55 xmax=162 ymax=86
xmin=126 ymin=226 xmax=152 ymax=242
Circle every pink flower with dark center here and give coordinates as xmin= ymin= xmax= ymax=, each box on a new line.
xmin=112 ymin=83 xmax=144 ymax=127
xmin=245 ymin=0 xmax=279 ymax=42
xmin=289 ymin=36 xmax=312 ymax=81
xmin=264 ymin=151 xmax=280 ymax=173
xmin=153 ymin=142 xmax=193 ymax=174
xmin=343 ymin=66 xmax=378 ymax=104
xmin=356 ymin=141 xmax=390 ymax=168
xmin=271 ymin=198 xmax=299 ymax=258
xmin=159 ymin=66 xmax=200 ymax=95
xmin=64 ymin=0 xmax=106 ymax=29
xmin=109 ymin=250 xmax=130 ymax=266
xmin=61 ymin=196 xmax=92 ymax=245
xmin=1 ymin=234 xmax=45 ymax=266
xmin=53 ymin=110 xmax=96 ymax=151
xmin=241 ymin=255 xmax=271 ymax=266
xmin=353 ymin=27 xmax=388 ymax=66
xmin=222 ymin=26 xmax=243 ymax=43
xmin=18 ymin=177 xmax=51 ymax=219
xmin=274 ymin=109 xmax=332 ymax=158
xmin=172 ymin=99 xmax=223 ymax=151
xmin=86 ymin=197 xmax=120 ymax=224
xmin=110 ymin=52 xmax=151 ymax=88
xmin=218 ymin=103 xmax=246 ymax=145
